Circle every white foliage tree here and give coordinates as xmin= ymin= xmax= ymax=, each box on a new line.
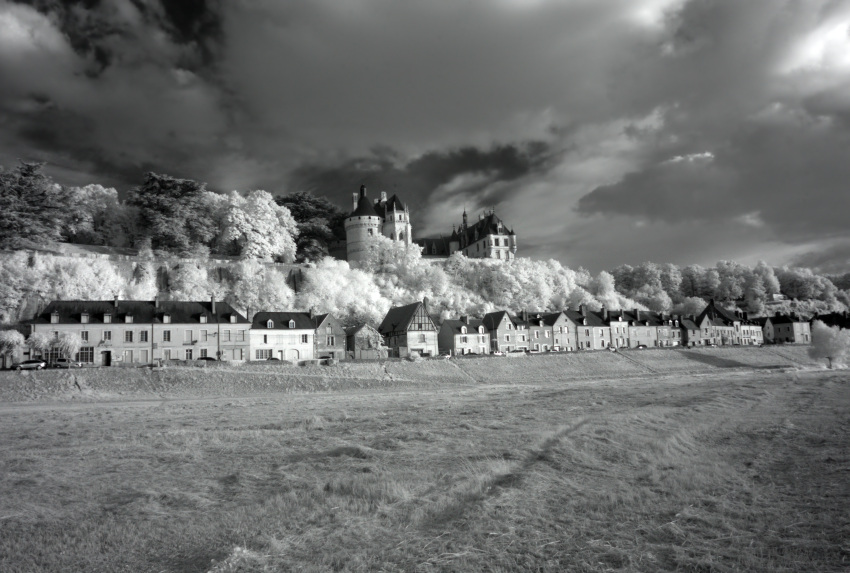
xmin=57 ymin=332 xmax=83 ymax=359
xmin=296 ymin=258 xmax=390 ymax=327
xmin=809 ymin=320 xmax=850 ymax=368
xmin=220 ymin=190 xmax=298 ymax=262
xmin=227 ymin=259 xmax=295 ymax=317
xmin=26 ymin=332 xmax=52 ymax=359
xmin=168 ymin=261 xmax=212 ymax=300
xmin=0 ymin=329 xmax=25 ymax=356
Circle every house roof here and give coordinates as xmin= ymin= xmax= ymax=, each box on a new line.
xmin=252 ymin=311 xmax=315 ymax=330
xmin=482 ymin=310 xmax=513 ymax=330
xmin=378 ymin=301 xmax=429 ymax=334
xmin=350 ymin=192 xmax=381 ymax=218
xmin=441 ymin=319 xmax=487 ymax=335
xmin=564 ymin=309 xmax=607 ymax=327
xmin=30 ymin=300 xmax=247 ymax=325
xmin=769 ymin=314 xmax=808 ymax=325
xmin=680 ymin=317 xmax=700 ymax=330
xmin=698 ymin=300 xmax=741 ymax=326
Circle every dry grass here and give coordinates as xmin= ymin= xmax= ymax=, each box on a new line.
xmin=1 ymin=367 xmax=848 ymax=572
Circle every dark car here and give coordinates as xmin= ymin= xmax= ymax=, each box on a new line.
xmin=12 ymin=359 xmax=47 ymax=371
xmin=267 ymin=357 xmax=281 ymax=361
xmin=196 ymin=356 xmax=217 ymax=362
xmin=52 ymin=358 xmax=82 ymax=368
xmin=636 ymin=344 xmax=648 ymax=349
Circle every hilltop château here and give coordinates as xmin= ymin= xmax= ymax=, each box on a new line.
xmin=329 ymin=184 xmax=517 ymax=263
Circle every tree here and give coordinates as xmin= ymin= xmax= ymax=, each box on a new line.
xmin=673 ymin=296 xmax=708 ymax=318
xmin=63 ymin=184 xmax=129 ymax=246
xmin=809 ymin=320 xmax=850 ymax=368
xmin=56 ymin=332 xmax=83 ymax=359
xmin=26 ymin=332 xmax=53 ymax=359
xmin=219 ymin=190 xmax=298 ymax=262
xmin=276 ymin=191 xmax=346 ymax=262
xmin=226 ymin=259 xmax=295 ymax=317
xmin=744 ymin=275 xmax=767 ymax=315
xmin=0 ymin=330 xmax=25 ymax=356
xmin=167 ymin=261 xmax=213 ymax=300
xmin=0 ymin=162 xmax=77 ymax=249
xmin=680 ymin=265 xmax=704 ymax=298
xmin=127 ymin=172 xmax=218 ymax=253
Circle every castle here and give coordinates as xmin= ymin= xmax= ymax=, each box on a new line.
xmin=330 ymin=185 xmax=516 ymax=263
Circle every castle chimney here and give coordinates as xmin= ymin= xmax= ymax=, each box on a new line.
xmin=211 ymin=295 xmax=216 ymax=314
xmin=352 ymin=192 xmax=359 ymax=212
xmin=380 ymin=191 xmax=387 ymax=203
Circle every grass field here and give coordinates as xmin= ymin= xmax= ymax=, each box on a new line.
xmin=1 ymin=360 xmax=848 ymax=571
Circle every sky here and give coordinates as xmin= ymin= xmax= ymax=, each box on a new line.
xmin=1 ymin=0 xmax=849 ymax=273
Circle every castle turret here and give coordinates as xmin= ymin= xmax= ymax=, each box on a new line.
xmin=344 ymin=185 xmax=383 ymax=264
xmin=509 ymin=228 xmax=517 ymax=254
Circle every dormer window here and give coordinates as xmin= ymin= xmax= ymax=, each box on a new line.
xmin=478 ymin=326 xmax=485 ymax=334
xmin=163 ymin=314 xmax=171 ymax=324
xmin=539 ymin=321 xmax=544 ymax=327
xmin=200 ymin=315 xmax=207 ymax=324
xmin=461 ymin=326 xmax=467 ymax=334
xmin=125 ymin=315 xmax=133 ymax=324
xmin=50 ymin=311 xmax=59 ymax=324
xmin=81 ymin=313 xmax=89 ymax=324
xmin=104 ymin=313 xmax=112 ymax=324
xmin=583 ymin=318 xmax=587 ymax=326
xmin=267 ymin=320 xmax=274 ymax=329
xmin=230 ymin=315 xmax=236 ymax=323
xmin=288 ymin=320 xmax=295 ymax=329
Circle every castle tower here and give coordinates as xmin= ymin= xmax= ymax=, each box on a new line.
xmin=344 ymin=185 xmax=383 ymax=264
xmin=379 ymin=193 xmax=413 ymax=246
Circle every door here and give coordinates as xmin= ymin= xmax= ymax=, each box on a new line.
xmin=278 ymin=350 xmax=284 ymax=360
xmin=102 ymin=351 xmax=111 ymax=366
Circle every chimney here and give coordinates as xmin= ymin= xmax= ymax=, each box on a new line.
xmin=359 ymin=184 xmax=366 ymax=199
xmin=461 ymin=315 xmax=470 ymax=324
xmin=352 ymin=192 xmax=359 ymax=212
xmin=114 ymin=294 xmax=119 ymax=308
xmin=154 ymin=294 xmax=160 ymax=309
xmin=601 ymin=307 xmax=608 ymax=321
xmin=775 ymin=311 xmax=781 ymax=317
xmin=743 ymin=311 xmax=748 ymax=321
xmin=309 ymin=307 xmax=315 ymax=320
xmin=211 ymin=295 xmax=216 ymax=314
xmin=522 ymin=309 xmax=529 ymax=322
xmin=423 ymin=297 xmax=429 ymax=313
xmin=634 ymin=308 xmax=641 ymax=321
xmin=380 ymin=191 xmax=387 ymax=203
xmin=579 ymin=305 xmax=586 ymax=317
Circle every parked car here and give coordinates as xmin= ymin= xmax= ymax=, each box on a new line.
xmin=491 ymin=350 xmax=504 ymax=356
xmin=266 ymin=357 xmax=281 ymax=361
xmin=196 ymin=356 xmax=217 ymax=362
xmin=636 ymin=344 xmax=648 ymax=349
xmin=12 ymin=359 xmax=47 ymax=371
xmin=52 ymin=358 xmax=82 ymax=369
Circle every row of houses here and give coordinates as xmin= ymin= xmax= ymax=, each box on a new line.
xmin=379 ymin=299 xmax=814 ymax=358
xmin=0 ymin=297 xmax=820 ymax=368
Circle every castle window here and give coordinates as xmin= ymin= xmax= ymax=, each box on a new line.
xmin=368 ymin=229 xmax=374 ymax=236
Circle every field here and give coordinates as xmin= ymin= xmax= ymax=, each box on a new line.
xmin=0 ymin=348 xmax=848 ymax=572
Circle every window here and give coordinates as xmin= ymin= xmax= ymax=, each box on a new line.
xmin=535 ymin=331 xmax=540 ymax=339
xmin=184 ymin=329 xmax=193 ymax=343
xmin=124 ymin=331 xmax=133 ymax=343
xmin=81 ymin=313 xmax=89 ymax=324
xmin=200 ymin=348 xmax=207 ymax=358
xmin=103 ymin=330 xmax=112 ymax=341
xmin=256 ymin=349 xmax=272 ymax=360
xmin=418 ymin=333 xmax=426 ymax=343
xmin=163 ymin=314 xmax=171 ymax=324
xmin=267 ymin=320 xmax=274 ymax=329
xmin=53 ymin=331 xmax=59 ymax=340
xmin=230 ymin=315 xmax=236 ymax=324
xmin=200 ymin=315 xmax=207 ymax=324
xmin=263 ymin=334 xmax=267 ymax=344
xmin=505 ymin=334 xmax=511 ymax=342
xmin=237 ymin=330 xmax=245 ymax=342
xmin=162 ymin=330 xmax=171 ymax=342
xmin=461 ymin=336 xmax=468 ymax=343
xmin=461 ymin=326 xmax=467 ymax=334
xmin=104 ymin=313 xmax=112 ymax=324
xmin=545 ymin=331 xmax=550 ymax=338
xmin=125 ymin=315 xmax=133 ymax=324
xmin=80 ymin=331 xmax=89 ymax=342
xmin=163 ymin=349 xmax=171 ymax=360
xmin=368 ymin=229 xmax=374 ymax=236
xmin=327 ymin=336 xmax=335 ymax=346
xmin=140 ymin=331 xmax=148 ymax=343
xmin=520 ymin=334 xmax=526 ymax=342
xmin=507 ymin=323 xmax=512 ymax=330
xmin=478 ymin=326 xmax=485 ymax=334
xmin=288 ymin=320 xmax=295 ymax=329
xmin=78 ymin=347 xmax=94 ymax=363
xmin=301 ymin=334 xmax=308 ymax=344
xmin=185 ymin=349 xmax=193 ymax=360
xmin=200 ymin=330 xmax=208 ymax=342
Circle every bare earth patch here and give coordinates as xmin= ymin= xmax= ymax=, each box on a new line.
xmin=0 ymin=361 xmax=847 ymax=572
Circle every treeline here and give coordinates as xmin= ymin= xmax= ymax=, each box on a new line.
xmin=0 ymin=162 xmax=345 ymax=262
